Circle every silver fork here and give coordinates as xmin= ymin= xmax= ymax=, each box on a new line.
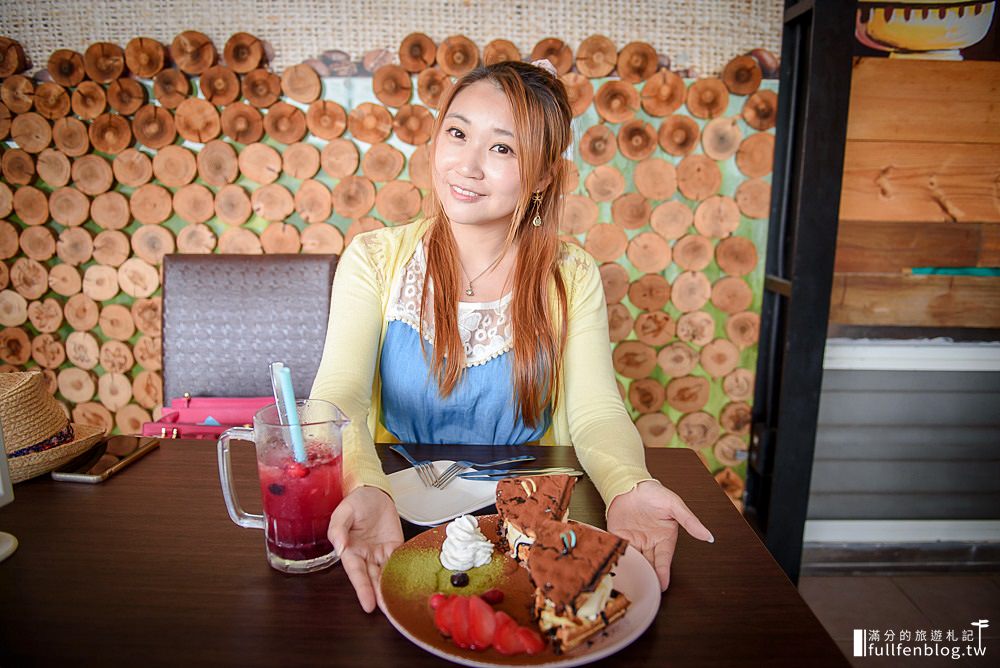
xmin=432 ymin=455 xmax=536 ymax=489
xmin=389 ymin=444 xmax=438 ymax=487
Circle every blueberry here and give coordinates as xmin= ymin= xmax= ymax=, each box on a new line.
xmin=268 ymin=483 xmax=285 ymax=495
xmin=450 ymin=572 xmax=469 ymax=587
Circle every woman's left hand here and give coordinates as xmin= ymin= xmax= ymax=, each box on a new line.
xmin=606 ymin=480 xmax=714 ymax=590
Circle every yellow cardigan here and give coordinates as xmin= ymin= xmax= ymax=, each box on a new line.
xmin=310 ymin=219 xmax=653 ymax=507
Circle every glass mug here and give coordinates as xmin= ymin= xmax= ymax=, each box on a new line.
xmin=218 ymin=399 xmax=348 ymax=574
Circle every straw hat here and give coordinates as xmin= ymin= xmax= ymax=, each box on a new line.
xmin=1 ymin=371 xmax=105 ymax=483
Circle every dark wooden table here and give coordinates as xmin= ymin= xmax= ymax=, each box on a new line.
xmin=0 ymin=440 xmax=848 ymax=667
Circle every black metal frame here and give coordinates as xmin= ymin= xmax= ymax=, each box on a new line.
xmin=744 ymin=0 xmax=856 ymax=582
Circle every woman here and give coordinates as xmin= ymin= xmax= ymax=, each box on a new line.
xmin=310 ymin=59 xmax=713 ymax=613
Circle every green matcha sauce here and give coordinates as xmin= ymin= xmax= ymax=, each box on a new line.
xmin=382 ymin=546 xmax=509 ymax=597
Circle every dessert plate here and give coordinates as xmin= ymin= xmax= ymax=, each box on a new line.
xmin=380 ymin=517 xmax=661 ymax=667
xmin=388 ymin=460 xmax=499 ymax=526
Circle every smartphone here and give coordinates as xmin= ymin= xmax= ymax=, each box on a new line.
xmin=51 ymin=435 xmax=160 ymax=484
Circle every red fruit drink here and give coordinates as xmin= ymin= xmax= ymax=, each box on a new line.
xmin=258 ymin=444 xmax=343 ymax=562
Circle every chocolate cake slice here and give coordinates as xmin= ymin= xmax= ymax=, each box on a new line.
xmin=526 ymin=520 xmax=630 ymax=653
xmin=495 ymin=474 xmax=576 ymax=562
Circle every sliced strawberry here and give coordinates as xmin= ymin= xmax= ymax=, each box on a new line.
xmin=429 ymin=593 xmax=448 ymax=610
xmin=480 ymin=588 xmax=504 ymax=605
xmin=516 ymin=626 xmax=546 ymax=655
xmin=494 ymin=610 xmax=514 ymax=626
xmin=492 ymin=614 xmax=527 ymax=655
xmin=285 ymin=462 xmax=309 ymax=478
xmin=494 ymin=625 xmax=527 ymax=655
xmin=468 ymin=595 xmax=496 ymax=651
xmin=450 ymin=595 xmax=471 ymax=649
xmin=493 ymin=610 xmax=515 ymax=635
xmin=491 ymin=610 xmax=513 ymax=651
xmin=433 ymin=595 xmax=454 ymax=636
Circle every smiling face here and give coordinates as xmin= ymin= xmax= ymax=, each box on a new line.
xmin=431 ymin=80 xmax=524 ymax=233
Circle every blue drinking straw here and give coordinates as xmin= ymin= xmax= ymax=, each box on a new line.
xmin=269 ymin=362 xmax=307 ymax=464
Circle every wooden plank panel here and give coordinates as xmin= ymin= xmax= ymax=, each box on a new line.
xmin=833 ymin=219 xmax=979 ymax=272
xmin=840 ymin=141 xmax=1000 ymax=224
xmin=830 ymin=273 xmax=1000 ymax=328
xmin=847 ymin=58 xmax=1000 ymax=144
xmin=981 ymin=223 xmax=1000 ymax=266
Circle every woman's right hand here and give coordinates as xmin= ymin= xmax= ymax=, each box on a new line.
xmin=328 ymin=486 xmax=403 ymax=613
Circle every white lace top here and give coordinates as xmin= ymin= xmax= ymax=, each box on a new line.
xmin=379 ymin=241 xmax=548 ymax=445
xmin=385 ymin=241 xmax=513 ymax=367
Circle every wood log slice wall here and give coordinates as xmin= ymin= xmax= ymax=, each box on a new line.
xmin=0 ymin=33 xmax=778 ymax=498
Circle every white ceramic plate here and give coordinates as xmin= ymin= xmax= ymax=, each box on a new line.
xmin=388 ymin=460 xmax=499 ymax=526
xmin=381 ymin=524 xmax=661 ymax=667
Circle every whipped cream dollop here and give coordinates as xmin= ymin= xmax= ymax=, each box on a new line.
xmin=439 ymin=514 xmax=493 ymax=571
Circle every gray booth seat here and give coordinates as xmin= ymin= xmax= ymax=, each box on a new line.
xmin=162 ymin=253 xmax=338 ymax=401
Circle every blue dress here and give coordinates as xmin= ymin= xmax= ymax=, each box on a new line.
xmin=379 ymin=243 xmax=550 ymax=445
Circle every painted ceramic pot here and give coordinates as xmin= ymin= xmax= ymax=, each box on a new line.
xmin=856 ymin=1 xmax=996 ymax=60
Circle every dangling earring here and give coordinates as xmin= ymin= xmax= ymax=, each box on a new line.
xmin=531 ymin=191 xmax=543 ymax=227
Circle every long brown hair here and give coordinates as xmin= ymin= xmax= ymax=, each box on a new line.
xmin=422 ymin=61 xmax=572 ymax=428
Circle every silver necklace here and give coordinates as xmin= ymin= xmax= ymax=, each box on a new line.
xmin=458 ymin=251 xmax=505 ymax=297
